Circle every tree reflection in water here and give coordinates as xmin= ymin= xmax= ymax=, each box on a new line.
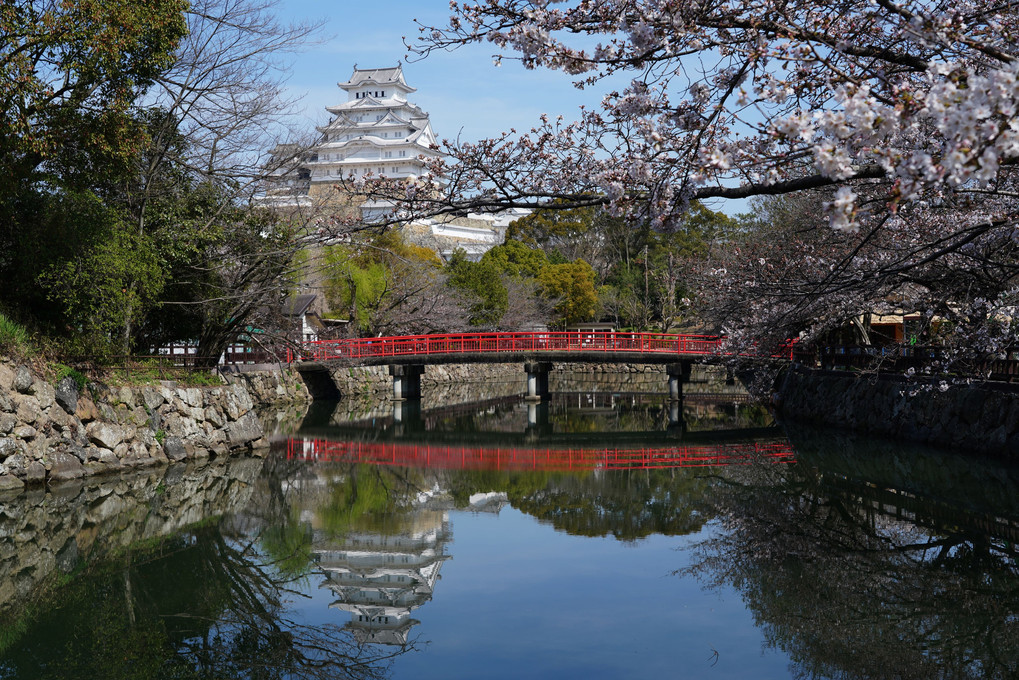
xmin=443 ymin=466 xmax=716 ymax=540
xmin=684 ymin=437 xmax=1019 ymax=680
xmin=0 ymin=456 xmax=417 ymax=680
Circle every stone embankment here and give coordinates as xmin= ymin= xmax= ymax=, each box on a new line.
xmin=775 ymin=366 xmax=1019 ymax=455
xmin=325 ymin=363 xmax=524 ymax=397
xmin=324 ymin=362 xmax=727 ymax=399
xmin=0 ymin=359 xmax=310 ymax=491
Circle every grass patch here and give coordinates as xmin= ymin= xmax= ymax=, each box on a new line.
xmin=0 ymin=312 xmax=33 ymax=355
xmin=0 ymin=603 xmax=36 ymax=655
xmin=103 ymin=359 xmax=223 ymax=387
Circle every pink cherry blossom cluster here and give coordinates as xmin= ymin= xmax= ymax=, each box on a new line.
xmin=393 ymin=0 xmax=1019 ymax=234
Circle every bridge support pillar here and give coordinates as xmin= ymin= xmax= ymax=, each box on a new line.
xmin=666 ymin=362 xmax=691 ymax=435
xmin=523 ymin=361 xmax=552 ymax=401
xmin=389 ymin=364 xmax=424 ymax=401
xmin=666 ymin=361 xmax=692 ymax=401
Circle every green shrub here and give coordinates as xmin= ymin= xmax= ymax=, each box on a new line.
xmin=53 ymin=363 xmax=88 ymax=392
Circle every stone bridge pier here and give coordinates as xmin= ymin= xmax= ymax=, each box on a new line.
xmin=389 ymin=364 xmax=424 ymax=401
xmin=667 ymin=361 xmax=692 ymax=434
xmin=667 ymin=361 xmax=693 ymax=401
xmin=524 ymin=361 xmax=552 ymax=401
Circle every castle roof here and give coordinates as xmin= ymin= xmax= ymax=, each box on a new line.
xmin=338 ymin=64 xmax=415 ymax=93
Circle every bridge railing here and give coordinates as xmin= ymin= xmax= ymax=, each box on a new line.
xmin=286 ymin=437 xmax=796 ymax=471
xmin=296 ymin=331 xmax=787 ymax=362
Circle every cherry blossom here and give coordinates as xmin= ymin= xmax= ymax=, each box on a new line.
xmin=327 ymin=1 xmax=1019 ymax=357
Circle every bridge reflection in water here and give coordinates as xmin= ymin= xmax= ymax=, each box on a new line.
xmin=286 ymin=437 xmax=796 ymax=471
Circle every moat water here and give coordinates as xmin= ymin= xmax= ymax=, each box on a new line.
xmin=0 ymin=384 xmax=1017 ymax=679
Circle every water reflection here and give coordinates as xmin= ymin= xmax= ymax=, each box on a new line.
xmin=687 ymin=426 xmax=1019 ymax=679
xmin=1 ymin=392 xmax=1018 ymax=678
xmin=0 ymin=455 xmax=418 ymax=679
xmin=314 ymin=506 xmax=451 ymax=646
xmin=286 ymin=395 xmax=1019 ymax=677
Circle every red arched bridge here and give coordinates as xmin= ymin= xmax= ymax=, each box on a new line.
xmin=292 ymin=332 xmax=793 ymax=401
xmin=295 ymin=331 xmax=791 ymax=364
xmin=285 ymin=437 xmax=796 ymax=472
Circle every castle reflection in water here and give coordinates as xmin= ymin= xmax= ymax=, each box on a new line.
xmin=309 ymin=486 xmax=507 ymax=645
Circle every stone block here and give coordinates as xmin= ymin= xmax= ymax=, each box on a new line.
xmin=0 ymin=475 xmax=24 ymax=492
xmin=204 ymin=406 xmax=225 ymax=427
xmin=13 ymin=425 xmax=36 ymax=440
xmin=0 ymin=414 xmax=15 ymax=434
xmin=225 ymin=412 xmax=262 ymax=448
xmin=3 ymin=452 xmax=26 ymax=477
xmin=182 ymin=388 xmax=202 ymax=408
xmin=54 ymin=377 xmax=79 ymax=415
xmin=47 ymin=451 xmax=84 ymax=482
xmin=117 ymin=386 xmax=135 ymax=408
xmin=96 ymin=448 xmax=120 ymax=467
xmin=0 ymin=363 xmax=14 ymax=391
xmin=75 ymin=397 xmax=99 ymax=422
xmin=15 ymin=397 xmax=42 ymax=426
xmin=163 ymin=436 xmax=187 ymax=462
xmin=0 ymin=438 xmax=17 ymax=459
xmin=66 ymin=444 xmax=88 ymax=464
xmin=13 ymin=366 xmax=33 ymax=394
xmin=25 ymin=461 xmax=45 ymax=485
xmin=31 ymin=380 xmax=54 ymax=410
xmin=86 ymin=422 xmax=126 ymax=450
xmin=148 ymin=444 xmax=168 ymax=464
xmin=141 ymin=386 xmax=165 ymax=412
xmin=113 ymin=442 xmax=131 ymax=460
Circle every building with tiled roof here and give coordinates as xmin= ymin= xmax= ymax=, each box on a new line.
xmin=262 ymin=65 xmax=527 ymax=271
xmin=310 ymin=64 xmax=441 ymax=192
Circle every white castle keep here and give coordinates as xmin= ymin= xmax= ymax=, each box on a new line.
xmin=265 ymin=65 xmax=527 ymax=260
xmin=310 ymin=64 xmax=442 ymax=186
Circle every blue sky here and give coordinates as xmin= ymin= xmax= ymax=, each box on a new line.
xmin=278 ymin=1 xmax=622 ymax=143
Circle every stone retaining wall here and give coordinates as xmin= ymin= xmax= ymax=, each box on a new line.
xmin=0 ymin=360 xmax=310 ymax=491
xmin=323 ymin=362 xmax=732 ymax=398
xmin=326 ymin=363 xmax=524 ymax=398
xmin=775 ymin=366 xmax=1019 ymax=456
